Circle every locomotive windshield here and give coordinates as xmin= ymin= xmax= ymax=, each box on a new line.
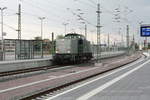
xmin=64 ymin=33 xmax=85 ymax=39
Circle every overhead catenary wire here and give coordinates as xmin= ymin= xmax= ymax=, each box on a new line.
xmin=39 ymin=0 xmax=68 ymax=13
xmin=20 ymin=0 xmax=76 ymax=26
xmin=87 ymin=0 xmax=97 ymax=5
xmin=29 ymin=0 xmax=73 ymax=22
xmin=7 ymin=7 xmax=61 ymax=24
xmin=0 ymin=22 xmax=16 ymax=31
xmin=6 ymin=0 xmax=103 ymax=29
xmin=67 ymin=8 xmax=96 ymax=28
xmin=1 ymin=21 xmax=47 ymax=36
xmin=20 ymin=0 xmax=61 ymax=18
xmin=2 ymin=0 xmax=132 ymax=38
xmin=33 ymin=0 xmax=98 ymax=25
xmin=74 ymin=0 xmax=96 ymax=9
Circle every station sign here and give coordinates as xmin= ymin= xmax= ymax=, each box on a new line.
xmin=140 ymin=25 xmax=150 ymax=37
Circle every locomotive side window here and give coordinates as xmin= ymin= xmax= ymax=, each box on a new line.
xmin=79 ymin=39 xmax=83 ymax=44
xmin=78 ymin=39 xmax=84 ymax=54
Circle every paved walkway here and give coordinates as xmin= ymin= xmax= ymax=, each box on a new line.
xmin=0 ymin=54 xmax=140 ymax=100
xmin=47 ymin=56 xmax=150 ymax=100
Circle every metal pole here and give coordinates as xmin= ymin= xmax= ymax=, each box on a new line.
xmin=132 ymin=34 xmax=135 ymax=52
xmin=118 ymin=28 xmax=121 ymax=48
xmin=138 ymin=21 xmax=143 ymax=49
xmin=17 ymin=4 xmax=21 ymax=60
xmin=122 ymin=33 xmax=124 ymax=47
xmin=65 ymin=24 xmax=66 ymax=35
xmin=63 ymin=23 xmax=69 ymax=35
xmin=96 ymin=3 xmax=101 ymax=62
xmin=52 ymin=32 xmax=54 ymax=55
xmin=17 ymin=4 xmax=21 ymax=40
xmin=1 ymin=9 xmax=3 ymax=61
xmin=0 ymin=7 xmax=7 ymax=61
xmin=41 ymin=19 xmax=43 ymax=58
xmin=39 ymin=17 xmax=45 ymax=58
xmin=145 ymin=37 xmax=148 ymax=51
xmin=41 ymin=19 xmax=43 ymax=39
xmin=85 ymin=24 xmax=87 ymax=39
xmin=126 ymin=25 xmax=130 ymax=55
xmin=107 ymin=33 xmax=110 ymax=51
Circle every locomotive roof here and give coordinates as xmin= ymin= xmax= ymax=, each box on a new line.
xmin=65 ymin=33 xmax=85 ymax=39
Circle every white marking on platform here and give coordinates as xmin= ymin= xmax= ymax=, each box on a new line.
xmin=48 ymin=76 xmax=57 ymax=78
xmin=46 ymin=57 xmax=143 ymax=100
xmin=77 ymin=59 xmax=150 ymax=100
xmin=143 ymin=52 xmax=150 ymax=57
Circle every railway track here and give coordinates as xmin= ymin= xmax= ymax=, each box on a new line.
xmin=0 ymin=51 xmax=127 ymax=78
xmin=21 ymin=54 xmax=142 ymax=100
xmin=0 ymin=53 xmax=127 ymax=81
xmin=0 ymin=65 xmax=58 ymax=77
xmin=0 ymin=61 xmax=96 ymax=82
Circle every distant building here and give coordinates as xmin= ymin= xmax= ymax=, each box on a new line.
xmin=0 ymin=39 xmax=53 ymax=53
xmin=0 ymin=39 xmax=15 ymax=52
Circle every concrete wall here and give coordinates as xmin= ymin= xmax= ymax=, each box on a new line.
xmin=0 ymin=58 xmax=52 ymax=72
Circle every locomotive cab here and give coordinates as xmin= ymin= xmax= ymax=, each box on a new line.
xmin=53 ymin=33 xmax=92 ymax=64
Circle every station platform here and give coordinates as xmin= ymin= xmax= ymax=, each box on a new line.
xmin=0 ymin=53 xmax=140 ymax=100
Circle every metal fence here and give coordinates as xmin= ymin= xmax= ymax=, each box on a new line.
xmin=91 ymin=44 xmax=128 ymax=54
xmin=0 ymin=39 xmax=53 ymax=61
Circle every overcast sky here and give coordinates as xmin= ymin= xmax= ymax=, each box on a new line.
xmin=0 ymin=0 xmax=150 ymax=44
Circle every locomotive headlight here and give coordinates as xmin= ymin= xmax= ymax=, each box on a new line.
xmin=67 ymin=50 xmax=70 ymax=53
xmin=56 ymin=49 xmax=59 ymax=53
xmin=67 ymin=48 xmax=71 ymax=53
